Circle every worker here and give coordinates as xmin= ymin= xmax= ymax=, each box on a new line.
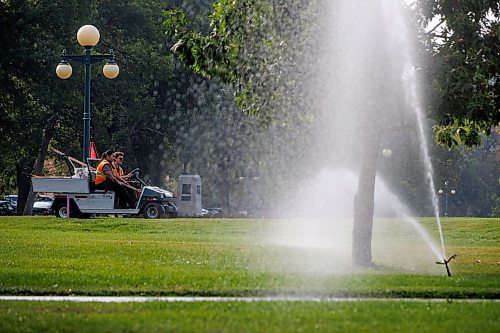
xmin=112 ymin=151 xmax=132 ymax=182
xmin=95 ymin=150 xmax=136 ymax=208
xmin=113 ymin=151 xmax=141 ymax=197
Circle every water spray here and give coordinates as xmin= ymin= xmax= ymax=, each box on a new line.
xmin=436 ymin=254 xmax=457 ymax=277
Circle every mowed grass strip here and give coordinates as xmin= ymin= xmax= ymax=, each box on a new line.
xmin=0 ymin=217 xmax=270 ymax=295
xmin=0 ymin=216 xmax=498 ymax=297
xmin=0 ymin=300 xmax=498 ymax=333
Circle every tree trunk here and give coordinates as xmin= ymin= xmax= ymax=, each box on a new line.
xmin=220 ymin=160 xmax=231 ymax=217
xmin=16 ymin=162 xmax=32 ymax=215
xmin=352 ymin=133 xmax=381 ymax=266
xmin=23 ymin=123 xmax=55 ymax=215
xmin=149 ymin=151 xmax=163 ymax=186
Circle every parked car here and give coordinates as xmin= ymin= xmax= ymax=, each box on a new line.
xmin=33 ymin=195 xmax=54 ymax=215
xmin=0 ymin=200 xmax=16 ymax=215
xmin=206 ymin=207 xmax=223 ymax=216
xmin=4 ymin=195 xmax=17 ymax=209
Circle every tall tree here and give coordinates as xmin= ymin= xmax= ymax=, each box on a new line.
xmin=163 ymin=0 xmax=412 ymax=266
xmin=417 ymin=0 xmax=499 ymax=147
xmin=0 ymin=0 xmax=84 ymax=212
xmin=0 ymin=0 xmax=178 ymax=210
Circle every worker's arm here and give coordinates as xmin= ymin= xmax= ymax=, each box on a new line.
xmin=103 ymin=164 xmax=139 ymax=192
xmin=115 ymin=174 xmax=128 ymax=183
xmin=104 ymin=169 xmax=119 ymax=183
xmin=102 ymin=164 xmax=120 ymax=183
xmin=115 ymin=174 xmax=138 ymax=190
xmin=122 ymin=172 xmax=133 ymax=180
xmin=106 ymin=169 xmax=140 ymax=192
xmin=116 ymin=174 xmax=141 ymax=193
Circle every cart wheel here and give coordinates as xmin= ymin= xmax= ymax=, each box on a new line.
xmin=53 ymin=203 xmax=69 ymax=218
xmin=143 ymin=203 xmax=165 ymax=219
xmin=53 ymin=200 xmax=83 ymax=218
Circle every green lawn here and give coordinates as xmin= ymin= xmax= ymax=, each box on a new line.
xmin=0 ymin=300 xmax=498 ymax=333
xmin=0 ymin=216 xmax=498 ymax=332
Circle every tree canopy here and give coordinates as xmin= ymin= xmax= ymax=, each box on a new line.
xmin=164 ymin=0 xmax=499 ymax=147
xmin=164 ymin=0 xmax=316 ymax=120
xmin=0 ymin=0 xmax=498 ymax=219
xmin=417 ymin=0 xmax=499 ymax=147
xmin=162 ymin=0 xmax=500 ymax=266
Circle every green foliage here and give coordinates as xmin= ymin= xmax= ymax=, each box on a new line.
xmin=490 ymin=192 xmax=500 ymax=217
xmin=165 ymin=1 xmax=499 ymax=148
xmin=453 ymin=134 xmax=500 ymax=217
xmin=164 ymin=0 xmax=316 ymax=118
xmin=0 ymin=0 xmax=87 ymax=203
xmin=1 ymin=0 xmax=498 ymax=218
xmin=417 ymin=0 xmax=500 ymax=148
xmin=166 ymin=0 xmax=269 ymax=82
xmin=162 ymin=1 xmax=324 ymax=214
xmin=0 ymin=0 xmax=178 ymax=193
xmin=434 ymin=118 xmax=483 ymax=147
xmin=165 ymin=0 xmax=259 ymax=113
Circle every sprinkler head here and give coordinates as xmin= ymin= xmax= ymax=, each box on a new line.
xmin=436 ymin=254 xmax=457 ymax=277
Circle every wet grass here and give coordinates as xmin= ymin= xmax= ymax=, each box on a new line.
xmin=0 ymin=300 xmax=498 ymax=333
xmin=0 ymin=216 xmax=498 ymax=332
xmin=0 ymin=216 xmax=498 ymax=298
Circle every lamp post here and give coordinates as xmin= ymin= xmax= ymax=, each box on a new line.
xmin=438 ymin=181 xmax=456 ymax=217
xmin=56 ymin=25 xmax=119 ymax=162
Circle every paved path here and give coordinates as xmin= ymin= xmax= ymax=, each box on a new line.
xmin=0 ymin=296 xmax=498 ymax=303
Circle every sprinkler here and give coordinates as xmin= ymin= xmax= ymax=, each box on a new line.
xmin=436 ymin=254 xmax=457 ymax=277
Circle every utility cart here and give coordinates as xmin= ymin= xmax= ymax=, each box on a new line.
xmin=32 ymin=158 xmax=177 ymax=219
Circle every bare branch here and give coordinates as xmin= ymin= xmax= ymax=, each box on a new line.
xmin=427 ymin=18 xmax=446 ymax=35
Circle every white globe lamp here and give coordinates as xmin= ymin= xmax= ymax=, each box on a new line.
xmin=77 ymin=25 xmax=100 ymax=47
xmin=382 ymin=149 xmax=392 ymax=158
xmin=56 ymin=61 xmax=72 ymax=79
xmin=103 ymin=61 xmax=119 ymax=79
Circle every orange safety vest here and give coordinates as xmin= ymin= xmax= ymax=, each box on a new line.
xmin=113 ymin=164 xmax=124 ymax=177
xmin=95 ymin=160 xmax=111 ymax=185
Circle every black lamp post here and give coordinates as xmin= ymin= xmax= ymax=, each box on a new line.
xmin=56 ymin=25 xmax=119 ymax=162
xmin=438 ymin=181 xmax=456 ymax=217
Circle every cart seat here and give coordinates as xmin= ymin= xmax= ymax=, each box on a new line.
xmin=89 ymin=171 xmax=97 ymax=192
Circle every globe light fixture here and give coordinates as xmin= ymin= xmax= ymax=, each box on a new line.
xmin=77 ymin=25 xmax=100 ymax=47
xmin=56 ymin=25 xmax=119 ymax=161
xmin=103 ymin=60 xmax=119 ymax=79
xmin=56 ymin=60 xmax=72 ymax=79
xmin=382 ymin=149 xmax=392 ymax=158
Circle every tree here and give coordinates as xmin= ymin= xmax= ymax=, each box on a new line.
xmin=417 ymin=0 xmax=500 ymax=147
xmin=0 ymin=0 xmax=85 ymax=212
xmin=164 ymin=0 xmax=422 ymax=266
xmin=0 ymin=0 xmax=179 ymax=211
xmin=164 ymin=0 xmax=316 ymax=119
xmin=163 ymin=0 xmax=317 ymax=215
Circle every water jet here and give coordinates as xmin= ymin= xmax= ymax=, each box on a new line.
xmin=265 ymin=0 xmax=452 ymax=276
